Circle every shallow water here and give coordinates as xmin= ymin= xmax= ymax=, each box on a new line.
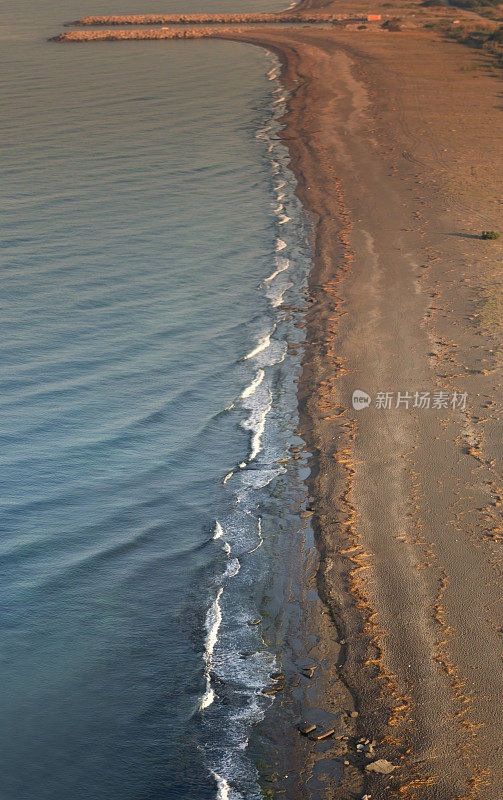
xmin=0 ymin=1 xmax=311 ymax=798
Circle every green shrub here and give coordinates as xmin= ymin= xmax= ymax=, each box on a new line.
xmin=383 ymin=17 xmax=402 ymax=30
xmin=481 ymin=230 xmax=500 ymax=240
xmin=449 ymin=0 xmax=499 ymax=7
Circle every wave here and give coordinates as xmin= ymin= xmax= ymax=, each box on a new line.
xmin=264 ymin=257 xmax=289 ymax=283
xmin=200 ymin=522 xmax=242 ymax=712
xmin=242 ymin=389 xmax=272 ymax=462
xmin=200 ymin=50 xmax=311 ymax=798
xmin=267 ymin=283 xmax=290 ymax=308
xmin=240 ymin=369 xmax=264 ymax=399
xmin=199 ymin=586 xmax=223 ymax=711
xmin=243 ymin=325 xmax=275 ymax=360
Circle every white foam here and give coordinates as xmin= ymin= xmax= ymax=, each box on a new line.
xmin=199 ymin=526 xmax=244 ymax=711
xmin=273 ymin=346 xmax=287 ymax=366
xmin=265 ymin=257 xmax=289 ymax=283
xmin=202 ymin=51 xmax=310 ymax=799
xmin=199 ymin=679 xmax=215 ymax=711
xmin=242 ymin=389 xmax=273 ymax=461
xmin=213 ymin=521 xmax=224 ymax=540
xmin=223 ymin=557 xmax=241 ymax=579
xmin=240 ymin=369 xmax=265 ymax=399
xmin=204 ymin=588 xmax=222 ymax=663
xmin=244 ymin=326 xmax=276 ymax=360
xmin=248 ymin=518 xmax=264 ymax=554
xmin=239 ymin=468 xmax=281 ymax=492
xmin=199 ymin=587 xmax=224 ymax=711
xmin=212 ymin=772 xmax=231 ymax=800
xmin=267 ymin=283 xmax=290 ymax=308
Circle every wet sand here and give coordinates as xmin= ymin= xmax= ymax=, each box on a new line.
xmin=216 ymin=14 xmax=503 ymax=800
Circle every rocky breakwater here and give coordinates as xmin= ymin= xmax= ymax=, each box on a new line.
xmin=68 ymin=13 xmax=351 ymax=26
xmin=51 ymin=27 xmax=246 ymax=42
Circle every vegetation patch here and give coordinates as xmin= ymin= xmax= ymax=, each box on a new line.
xmin=430 ymin=21 xmax=503 ymax=66
xmin=477 ymin=281 xmax=503 ymax=335
xmin=382 ymin=17 xmax=402 ymax=30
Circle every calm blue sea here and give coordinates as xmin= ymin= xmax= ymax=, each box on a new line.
xmin=0 ymin=2 xmax=310 ymax=798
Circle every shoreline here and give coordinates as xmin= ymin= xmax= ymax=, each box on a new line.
xmin=214 ymin=21 xmax=502 ymax=800
xmin=49 ymin=6 xmax=503 ymax=798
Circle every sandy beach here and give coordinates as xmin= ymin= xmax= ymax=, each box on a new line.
xmin=52 ymin=3 xmax=503 ymax=797
xmin=217 ymin=9 xmax=503 ymax=799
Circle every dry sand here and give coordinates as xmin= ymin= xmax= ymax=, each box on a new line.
xmin=216 ymin=12 xmax=502 ymax=800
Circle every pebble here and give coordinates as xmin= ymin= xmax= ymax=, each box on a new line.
xmin=365 ymin=759 xmax=396 ymax=775
xmin=309 ymin=728 xmax=335 ymax=741
xmin=298 ymin=722 xmax=316 ymax=735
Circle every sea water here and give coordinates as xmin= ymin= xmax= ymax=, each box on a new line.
xmin=0 ymin=1 xmax=311 ymax=798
